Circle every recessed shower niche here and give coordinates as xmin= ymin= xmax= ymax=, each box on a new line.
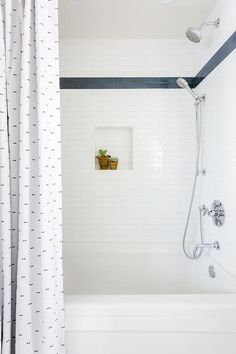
xmin=95 ymin=127 xmax=133 ymax=170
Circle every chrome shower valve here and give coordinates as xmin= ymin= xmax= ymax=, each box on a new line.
xmin=199 ymin=200 xmax=225 ymax=227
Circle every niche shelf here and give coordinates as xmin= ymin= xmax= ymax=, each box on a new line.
xmin=95 ymin=127 xmax=133 ymax=170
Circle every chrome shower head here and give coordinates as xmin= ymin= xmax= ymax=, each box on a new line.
xmin=185 ymin=27 xmax=201 ymax=43
xmin=185 ymin=18 xmax=220 ymax=43
xmin=176 ymin=78 xmax=189 ymax=89
xmin=176 ymin=78 xmax=200 ymax=101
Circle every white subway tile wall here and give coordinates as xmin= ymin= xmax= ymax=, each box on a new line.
xmin=196 ymin=0 xmax=236 ymax=71
xmin=60 ymin=1 xmax=236 ymax=293
xmin=60 ymin=39 xmax=199 ymax=77
xmin=61 ymin=89 xmax=196 ymax=243
xmin=60 ymin=39 xmax=200 ymax=294
xmin=196 ymin=0 xmax=236 ymax=283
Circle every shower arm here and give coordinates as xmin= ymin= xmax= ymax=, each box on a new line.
xmin=199 ymin=18 xmax=220 ymax=30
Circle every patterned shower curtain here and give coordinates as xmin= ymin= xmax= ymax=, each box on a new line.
xmin=0 ymin=1 xmax=65 ymax=353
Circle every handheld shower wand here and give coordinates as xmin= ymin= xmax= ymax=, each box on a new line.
xmin=176 ymin=78 xmax=206 ymax=259
xmin=176 ymin=78 xmax=201 ymax=102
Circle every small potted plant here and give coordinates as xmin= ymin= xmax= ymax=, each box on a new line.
xmin=96 ymin=149 xmax=110 ymax=170
xmin=109 ymin=157 xmax=119 ymax=170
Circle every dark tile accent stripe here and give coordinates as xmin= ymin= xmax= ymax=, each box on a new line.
xmin=194 ymin=31 xmax=236 ymax=87
xmin=60 ymin=31 xmax=236 ymax=90
xmin=60 ymin=77 xmax=195 ymax=89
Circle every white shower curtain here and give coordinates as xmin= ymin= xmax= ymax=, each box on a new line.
xmin=0 ymin=1 xmax=65 ymax=353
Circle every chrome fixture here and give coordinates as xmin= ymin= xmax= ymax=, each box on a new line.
xmin=199 ymin=200 xmax=225 ymax=227
xmin=176 ymin=78 xmax=206 ymax=260
xmin=176 ymin=78 xmax=202 ymax=102
xmin=191 ymin=202 xmax=224 ymax=256
xmin=193 ymin=241 xmax=220 ymax=258
xmin=208 ymin=265 xmax=216 ymax=279
xmin=192 ymin=204 xmax=220 ymax=257
xmin=177 ymin=78 xmax=222 ymax=260
xmin=210 ymin=200 xmax=225 ymax=227
xmin=186 ymin=18 xmax=220 ymax=43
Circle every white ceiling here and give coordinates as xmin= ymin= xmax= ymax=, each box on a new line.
xmin=59 ymin=0 xmax=217 ymax=39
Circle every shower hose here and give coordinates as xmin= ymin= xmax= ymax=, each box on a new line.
xmin=182 ymin=101 xmax=205 ymax=260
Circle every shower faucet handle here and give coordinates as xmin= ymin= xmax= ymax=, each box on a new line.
xmin=199 ymin=204 xmax=209 ymax=216
xmin=208 ymin=209 xmax=218 ymax=217
xmin=199 ymin=200 xmax=225 ymax=227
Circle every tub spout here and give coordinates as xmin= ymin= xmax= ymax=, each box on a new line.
xmin=193 ymin=241 xmax=220 ymax=257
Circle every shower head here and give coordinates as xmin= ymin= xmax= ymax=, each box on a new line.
xmin=186 ymin=27 xmax=201 ymax=43
xmin=176 ymin=78 xmax=200 ymax=101
xmin=185 ymin=18 xmax=220 ymax=43
xmin=176 ymin=78 xmax=189 ymax=89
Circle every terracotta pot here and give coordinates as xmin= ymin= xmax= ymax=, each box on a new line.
xmin=97 ymin=155 xmax=110 ymax=170
xmin=109 ymin=159 xmax=118 ymax=170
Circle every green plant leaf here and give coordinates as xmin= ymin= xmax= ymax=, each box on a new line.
xmin=99 ymin=149 xmax=107 ymax=156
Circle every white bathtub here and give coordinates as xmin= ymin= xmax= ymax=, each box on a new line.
xmin=64 ymin=251 xmax=236 ymax=354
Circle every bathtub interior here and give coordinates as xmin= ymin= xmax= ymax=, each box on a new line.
xmin=63 ymin=245 xmax=236 ymax=295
